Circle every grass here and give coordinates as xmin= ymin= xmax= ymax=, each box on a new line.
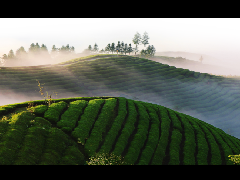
xmin=1 ymin=54 xmax=240 ymax=165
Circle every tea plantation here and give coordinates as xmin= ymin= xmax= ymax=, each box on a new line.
xmin=1 ymin=54 xmax=240 ymax=164
xmin=0 ymin=96 xmax=240 ymax=165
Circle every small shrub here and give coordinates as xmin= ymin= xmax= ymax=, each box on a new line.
xmin=86 ymin=152 xmax=131 ymax=165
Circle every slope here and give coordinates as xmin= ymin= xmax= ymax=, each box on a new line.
xmin=0 ymin=97 xmax=240 ymax=165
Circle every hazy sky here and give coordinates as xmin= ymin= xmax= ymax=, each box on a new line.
xmin=1 ymin=18 xmax=240 ymax=63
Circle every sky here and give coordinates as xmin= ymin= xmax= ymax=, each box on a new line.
xmin=1 ymin=18 xmax=240 ymax=65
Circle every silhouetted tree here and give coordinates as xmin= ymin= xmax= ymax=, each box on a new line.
xmin=132 ymin=32 xmax=142 ymax=55
xmin=110 ymin=43 xmax=115 ymax=54
xmin=93 ymin=43 xmax=99 ymax=53
xmin=123 ymin=43 xmax=128 ymax=55
xmin=116 ymin=41 xmax=121 ymax=55
xmin=127 ymin=43 xmax=133 ymax=55
xmin=120 ymin=41 xmax=125 ymax=54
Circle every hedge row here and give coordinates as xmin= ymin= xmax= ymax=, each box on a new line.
xmin=0 ymin=120 xmax=10 ymax=141
xmin=57 ymin=100 xmax=88 ymax=132
xmin=123 ymin=101 xmax=150 ymax=165
xmin=71 ymin=99 xmax=105 ymax=145
xmin=38 ymin=128 xmax=70 ymax=165
xmin=137 ymin=103 xmax=160 ymax=165
xmin=200 ymin=122 xmax=239 ymax=165
xmin=112 ymin=99 xmax=138 ymax=156
xmin=98 ymin=98 xmax=128 ymax=154
xmin=59 ymin=144 xmax=85 ymax=165
xmin=168 ymin=129 xmax=182 ymax=165
xmin=84 ymin=98 xmax=117 ymax=157
xmin=168 ymin=109 xmax=183 ymax=132
xmin=176 ymin=113 xmax=196 ymax=165
xmin=44 ymin=101 xmax=68 ymax=123
xmin=151 ymin=106 xmax=171 ymax=165
xmin=194 ymin=120 xmax=222 ymax=165
xmin=187 ymin=117 xmax=208 ymax=165
xmin=0 ymin=111 xmax=35 ymax=165
xmin=13 ymin=126 xmax=49 ymax=165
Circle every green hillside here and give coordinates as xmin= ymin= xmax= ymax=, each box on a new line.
xmin=1 ymin=54 xmax=240 ymax=164
xmin=0 ymin=96 xmax=240 ymax=165
xmin=1 ymin=54 xmax=240 ymax=138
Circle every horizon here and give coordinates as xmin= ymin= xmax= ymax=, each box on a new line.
xmin=1 ymin=18 xmax=240 ymax=65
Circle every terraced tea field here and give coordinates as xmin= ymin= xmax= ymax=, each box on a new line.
xmin=0 ymin=96 xmax=240 ymax=165
xmin=1 ymin=54 xmax=240 ymax=164
xmin=1 ymin=54 xmax=240 ymax=138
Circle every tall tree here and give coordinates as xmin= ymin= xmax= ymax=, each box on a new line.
xmin=16 ymin=46 xmax=28 ymax=60
xmin=116 ymin=41 xmax=121 ymax=55
xmin=70 ymin=46 xmax=75 ymax=53
xmin=93 ymin=43 xmax=99 ymax=53
xmin=132 ymin=32 xmax=142 ymax=55
xmin=2 ymin=54 xmax=8 ymax=60
xmin=141 ymin=31 xmax=149 ymax=47
xmin=8 ymin=49 xmax=15 ymax=59
xmin=29 ymin=43 xmax=41 ymax=56
xmin=88 ymin=45 xmax=92 ymax=53
xmin=51 ymin=45 xmax=59 ymax=58
xmin=110 ymin=43 xmax=115 ymax=54
xmin=120 ymin=41 xmax=125 ymax=54
xmin=123 ymin=44 xmax=128 ymax=55
xmin=105 ymin=44 xmax=111 ymax=54
xmin=127 ymin=44 xmax=133 ymax=55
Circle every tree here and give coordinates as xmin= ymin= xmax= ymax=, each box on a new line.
xmin=199 ymin=55 xmax=203 ymax=64
xmin=70 ymin=46 xmax=75 ymax=53
xmin=51 ymin=45 xmax=59 ymax=58
xmin=16 ymin=46 xmax=28 ymax=60
xmin=110 ymin=42 xmax=115 ymax=54
xmin=116 ymin=41 xmax=121 ymax=55
xmin=141 ymin=31 xmax=149 ymax=47
xmin=132 ymin=32 xmax=142 ymax=55
xmin=29 ymin=43 xmax=41 ymax=56
xmin=93 ymin=43 xmax=99 ymax=53
xmin=140 ymin=44 xmax=156 ymax=58
xmin=2 ymin=54 xmax=8 ymax=60
xmin=88 ymin=45 xmax=93 ymax=53
xmin=99 ymin=48 xmax=105 ymax=54
xmin=127 ymin=43 xmax=133 ymax=55
xmin=140 ymin=49 xmax=147 ymax=57
xmin=120 ymin=41 xmax=125 ymax=54
xmin=105 ymin=43 xmax=111 ymax=54
xmin=151 ymin=45 xmax=156 ymax=56
xmin=8 ymin=49 xmax=15 ymax=59
xmin=123 ymin=43 xmax=128 ymax=55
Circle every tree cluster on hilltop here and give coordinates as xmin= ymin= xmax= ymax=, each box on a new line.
xmin=83 ymin=32 xmax=156 ymax=57
xmin=0 ymin=43 xmax=75 ymax=66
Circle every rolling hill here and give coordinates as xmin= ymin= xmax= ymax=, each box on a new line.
xmin=0 ymin=96 xmax=240 ymax=165
xmin=1 ymin=54 xmax=240 ymax=164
